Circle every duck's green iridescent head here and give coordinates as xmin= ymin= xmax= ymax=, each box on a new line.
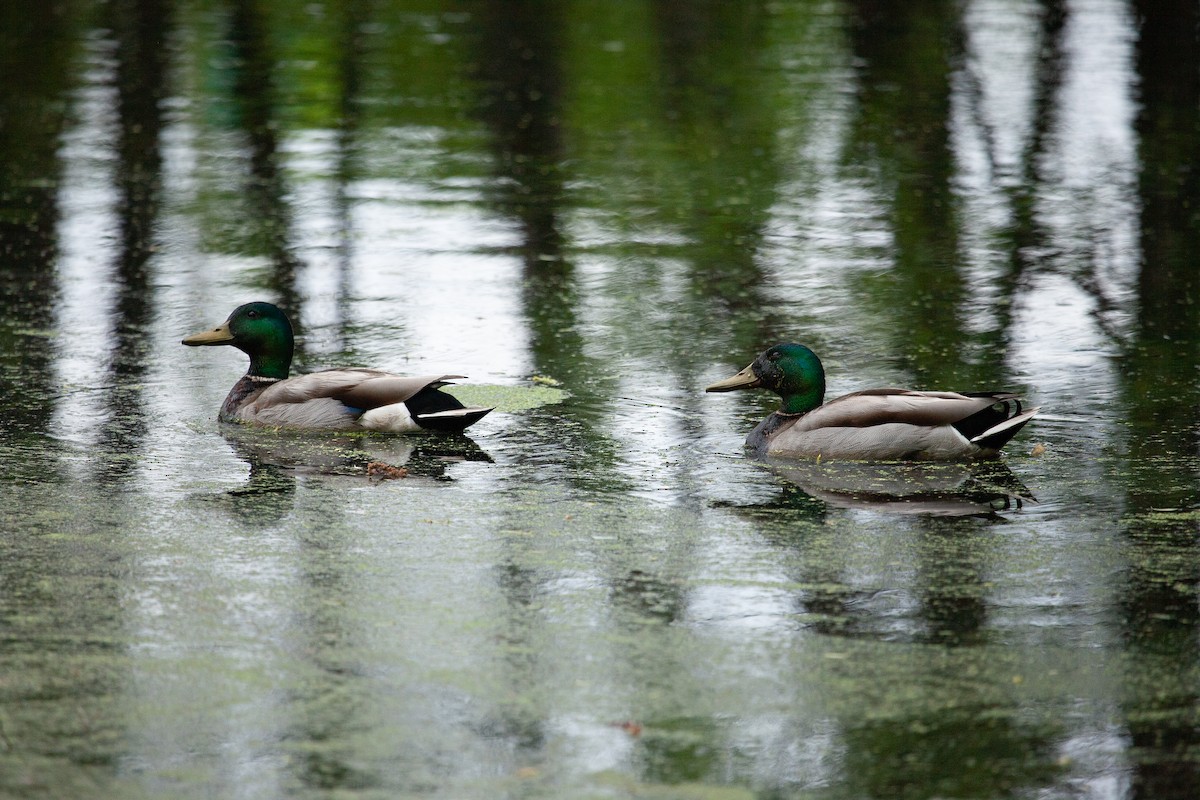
xmin=182 ymin=301 xmax=294 ymax=380
xmin=705 ymin=343 xmax=826 ymax=415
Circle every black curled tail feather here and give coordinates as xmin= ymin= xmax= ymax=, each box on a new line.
xmin=954 ymin=393 xmax=1039 ymax=452
xmin=404 ymin=386 xmax=493 ymax=433
xmin=953 ymin=394 xmax=1022 ymax=441
xmin=405 ymin=385 xmax=468 ymax=417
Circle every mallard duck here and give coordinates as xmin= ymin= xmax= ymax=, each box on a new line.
xmin=183 ymin=302 xmax=492 ymax=433
xmin=706 ymin=343 xmax=1038 ymax=461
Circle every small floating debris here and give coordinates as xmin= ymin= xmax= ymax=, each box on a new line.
xmin=609 ymin=720 xmax=643 ymax=737
xmin=366 ymin=462 xmax=408 ymax=480
xmin=1030 ymin=443 xmax=1047 ymax=457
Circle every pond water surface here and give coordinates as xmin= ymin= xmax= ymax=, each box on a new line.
xmin=2 ymin=1 xmax=1199 ymax=798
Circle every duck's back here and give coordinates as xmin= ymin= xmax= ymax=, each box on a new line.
xmin=256 ymin=369 xmax=444 ymax=409
xmin=226 ymin=370 xmax=437 ymax=430
xmin=759 ymin=389 xmax=1017 ymax=461
xmin=794 ymin=389 xmax=1004 ymax=430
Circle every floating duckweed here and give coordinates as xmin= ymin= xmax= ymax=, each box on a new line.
xmin=443 ymin=383 xmax=569 ymax=413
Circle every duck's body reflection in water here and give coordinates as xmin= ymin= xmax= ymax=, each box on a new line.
xmin=220 ymin=426 xmax=492 ymax=486
xmin=203 ymin=427 xmax=491 ymax=521
xmin=761 ymin=458 xmax=1034 ymax=518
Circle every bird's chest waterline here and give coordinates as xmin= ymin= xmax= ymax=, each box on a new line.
xmin=219 ymin=377 xmax=271 ymax=424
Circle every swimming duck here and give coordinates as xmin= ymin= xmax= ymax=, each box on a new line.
xmin=183 ymin=302 xmax=492 ymax=433
xmin=706 ymin=343 xmax=1038 ymax=461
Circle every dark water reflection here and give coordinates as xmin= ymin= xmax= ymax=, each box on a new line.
xmin=846 ymin=0 xmax=976 ymax=388
xmin=1 ymin=1 xmax=1199 ymax=798
xmin=95 ymin=0 xmax=171 ymax=486
xmin=0 ymin=2 xmax=74 ymax=484
xmin=1120 ymin=3 xmax=1200 ymax=797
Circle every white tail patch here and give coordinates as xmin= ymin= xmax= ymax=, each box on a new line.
xmin=359 ymin=403 xmax=422 ymax=432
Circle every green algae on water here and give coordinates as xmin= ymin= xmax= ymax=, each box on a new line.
xmin=444 ymin=382 xmax=570 ymax=413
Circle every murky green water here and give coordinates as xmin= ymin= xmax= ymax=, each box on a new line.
xmin=2 ymin=1 xmax=1199 ymax=797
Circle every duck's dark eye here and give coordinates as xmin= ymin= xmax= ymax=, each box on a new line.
xmin=768 ymin=351 xmax=781 ymax=361
xmin=247 ymin=310 xmax=259 ymax=319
